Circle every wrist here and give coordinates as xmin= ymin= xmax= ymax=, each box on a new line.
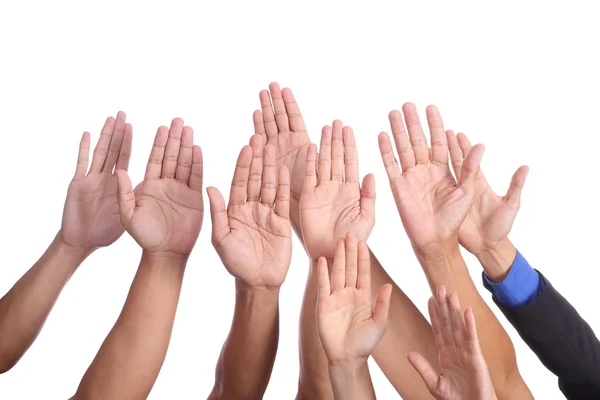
xmin=413 ymin=239 xmax=461 ymax=265
xmin=141 ymin=251 xmax=189 ymax=268
xmin=52 ymin=233 xmax=94 ymax=266
xmin=235 ymin=279 xmax=282 ymax=295
xmin=475 ymin=238 xmax=516 ymax=282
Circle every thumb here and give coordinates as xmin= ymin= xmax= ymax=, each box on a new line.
xmin=407 ymin=351 xmax=440 ymax=396
xmin=360 ymin=173 xmax=376 ymax=220
xmin=206 ymin=186 xmax=230 ymax=244
xmin=505 ymin=165 xmax=529 ymax=208
xmin=458 ymin=144 xmax=485 ymax=196
xmin=115 ymin=170 xmax=135 ymax=229
xmin=372 ymin=283 xmax=392 ymax=326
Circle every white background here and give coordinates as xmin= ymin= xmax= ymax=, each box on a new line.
xmin=0 ymin=1 xmax=598 ymax=399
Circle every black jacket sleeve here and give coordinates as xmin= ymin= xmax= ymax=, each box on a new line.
xmin=492 ymin=271 xmax=600 ymax=399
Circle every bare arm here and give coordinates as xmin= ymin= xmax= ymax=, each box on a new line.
xmin=378 ymin=103 xmax=532 ymax=399
xmin=72 ymin=118 xmax=205 ymax=399
xmin=207 ymin=139 xmax=292 ymax=399
xmin=0 ymin=112 xmax=132 ymax=373
xmin=73 ymin=253 xmax=186 ymax=399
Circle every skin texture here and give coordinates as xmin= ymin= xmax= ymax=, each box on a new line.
xmin=207 ymin=138 xmax=292 ymax=399
xmin=408 ymin=287 xmax=497 ymax=400
xmin=447 ymin=130 xmax=529 ymax=281
xmin=72 ymin=118 xmax=203 ymax=399
xmin=316 ymin=235 xmax=392 ymax=400
xmin=255 ymin=84 xmax=437 ymax=399
xmin=378 ymin=103 xmax=533 ymax=400
xmin=0 ymin=112 xmax=132 ymax=373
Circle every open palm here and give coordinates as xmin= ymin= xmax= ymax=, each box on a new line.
xmin=116 ymin=118 xmax=204 ymax=256
xmin=254 ymin=83 xmax=310 ymax=208
xmin=61 ymin=112 xmax=132 ymax=250
xmin=208 ymin=137 xmax=292 ymax=289
xmin=409 ymin=287 xmax=497 ymax=400
xmin=300 ymin=121 xmax=375 ymax=260
xmin=447 ymin=131 xmax=529 ymax=254
xmin=317 ymin=234 xmax=391 ymax=363
xmin=379 ymin=104 xmax=484 ymax=249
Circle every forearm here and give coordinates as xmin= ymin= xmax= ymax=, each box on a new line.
xmin=73 ymin=252 xmax=186 ymax=400
xmin=368 ymin=250 xmax=437 ymax=399
xmin=298 ymin=260 xmax=335 ymax=399
xmin=210 ymin=281 xmax=280 ymax=400
xmin=0 ymin=234 xmax=89 ymax=373
xmin=414 ymin=241 xmax=531 ymax=399
xmin=328 ymin=362 xmax=376 ymax=400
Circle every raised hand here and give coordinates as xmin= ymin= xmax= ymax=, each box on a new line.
xmin=207 ymin=135 xmax=292 ymax=290
xmin=254 ymin=82 xmax=310 ymax=217
xmin=316 ymin=233 xmax=392 ymax=363
xmin=300 ymin=121 xmax=375 ymax=260
xmin=447 ymin=131 xmax=529 ymax=255
xmin=60 ymin=112 xmax=132 ymax=251
xmin=378 ymin=103 xmax=485 ymax=249
xmin=408 ymin=287 xmax=497 ymax=400
xmin=115 ymin=118 xmax=204 ymax=257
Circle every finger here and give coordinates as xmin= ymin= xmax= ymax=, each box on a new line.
xmin=505 ymin=165 xmax=529 ymax=208
xmin=116 ymin=123 xmax=133 ymax=172
xmin=89 ymin=116 xmax=116 ymax=173
xmin=446 ymin=130 xmax=463 ymax=179
xmin=378 ymin=132 xmax=402 ymax=183
xmin=331 ymin=120 xmax=344 ymax=181
xmin=464 ymin=306 xmax=481 ymax=346
xmin=269 ymin=82 xmax=290 ymax=133
xmin=175 ymin=126 xmax=194 ymax=185
xmin=281 ymin=87 xmax=307 ymax=133
xmin=115 ymin=170 xmax=135 ymax=229
xmin=331 ymin=238 xmax=346 ymax=292
xmin=456 ymin=132 xmax=473 ymax=157
xmin=373 ymin=283 xmax=392 ymax=326
xmin=426 ymin=105 xmax=448 ymax=165
xmin=229 ymin=145 xmax=253 ymax=206
xmin=448 ymin=292 xmax=466 ymax=346
xmin=436 ymin=285 xmax=455 ymax=347
xmin=304 ymin=143 xmax=317 ymax=192
xmin=357 ymin=241 xmax=371 ymax=290
xmin=260 ymin=144 xmax=277 ymax=207
xmin=344 ymin=232 xmax=358 ymax=288
xmin=317 ymin=257 xmax=331 ymax=300
xmin=318 ymin=126 xmax=332 ymax=183
xmin=274 ymin=166 xmax=290 ymax=220
xmin=144 ymin=126 xmax=169 ymax=180
xmin=189 ymin=145 xmax=204 ymax=192
xmin=253 ymin=109 xmax=268 ymax=145
xmin=74 ymin=132 xmax=91 ymax=180
xmin=360 ymin=173 xmax=376 ymax=219
xmin=207 ymin=186 xmax=230 ymax=243
xmin=247 ymin=134 xmax=264 ymax=201
xmin=259 ymin=90 xmax=278 ymax=144
xmin=428 ymin=297 xmax=446 ymax=348
xmin=161 ymin=118 xmax=184 ymax=179
xmin=407 ymin=351 xmax=440 ymax=395
xmin=102 ymin=111 xmax=126 ymax=173
xmin=389 ymin=110 xmax=415 ymax=171
xmin=402 ymin=103 xmax=429 ymax=164
xmin=458 ymin=144 xmax=485 ymax=196
xmin=343 ymin=126 xmax=359 ymax=183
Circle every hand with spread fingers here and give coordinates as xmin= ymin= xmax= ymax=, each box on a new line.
xmin=60 ymin=111 xmax=133 ymax=251
xmin=378 ymin=104 xmax=485 ymax=250
xmin=316 ymin=233 xmax=392 ymax=400
xmin=207 ymin=135 xmax=292 ymax=290
xmin=300 ymin=121 xmax=376 ymax=260
xmin=447 ymin=131 xmax=528 ymax=269
xmin=408 ymin=287 xmax=497 ymax=400
xmin=115 ymin=118 xmax=204 ymax=257
xmin=254 ymin=83 xmax=310 ymax=228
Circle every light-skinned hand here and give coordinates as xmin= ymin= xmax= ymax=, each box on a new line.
xmin=408 ymin=287 xmax=497 ymax=400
